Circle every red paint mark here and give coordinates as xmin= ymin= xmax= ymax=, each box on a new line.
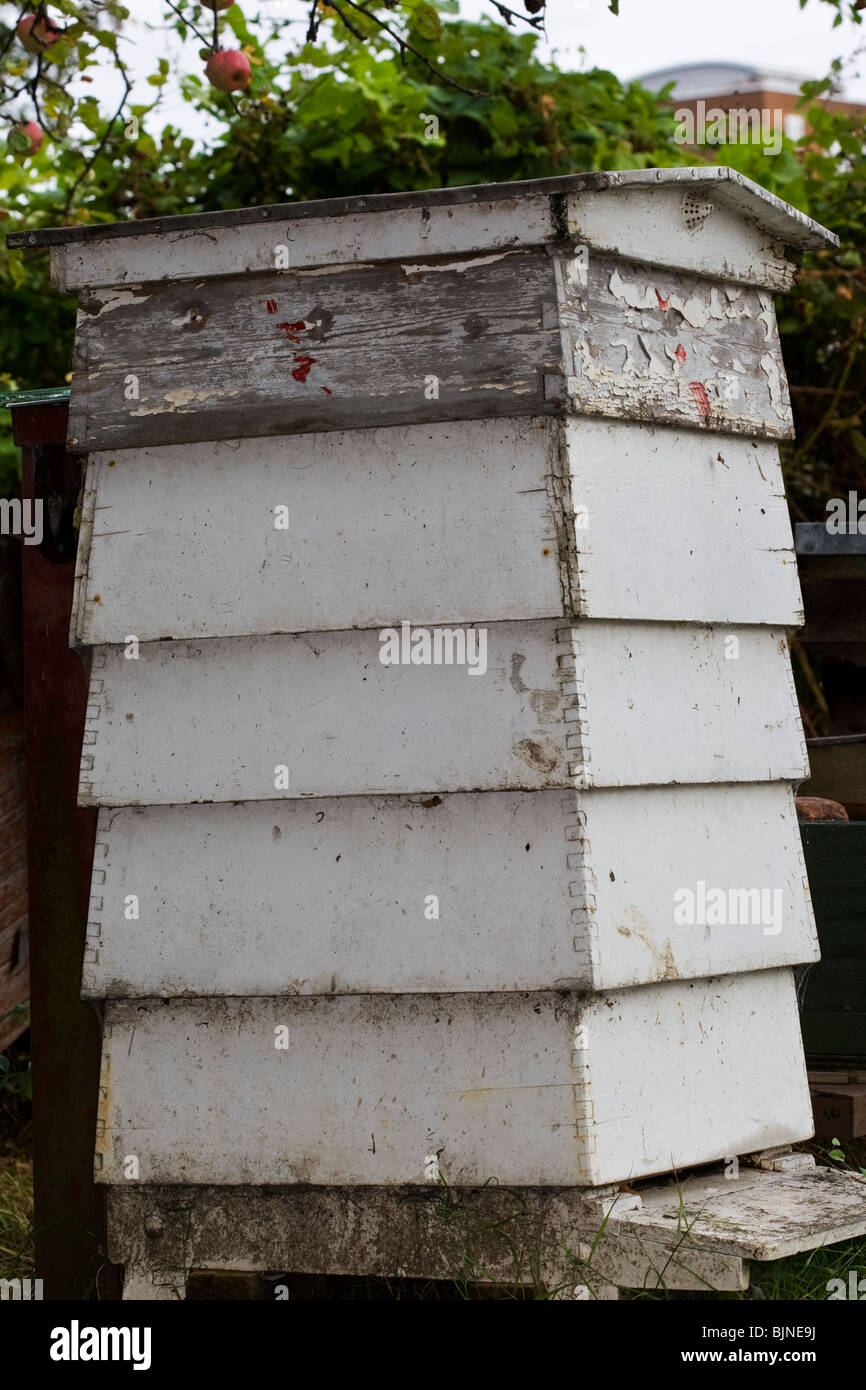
xmin=655 ymin=290 xmax=671 ymax=311
xmin=321 ymin=386 xmax=332 ymax=395
xmin=689 ymin=381 xmax=712 ymax=416
xmin=675 ymin=344 xmax=687 ymax=365
xmin=276 ymin=320 xmax=306 ymax=343
xmin=292 ymin=354 xmax=317 ymax=383
xmin=265 ymin=300 xmax=278 ymax=314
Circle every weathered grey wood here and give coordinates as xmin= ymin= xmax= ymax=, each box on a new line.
xmin=105 ymin=1184 xmax=758 ymax=1296
xmin=65 ymin=250 xmax=560 ymax=453
xmin=105 ymin=1163 xmax=866 ymax=1300
xmin=70 ymin=417 xmax=801 ymax=646
xmin=64 ymin=248 xmax=793 ymax=454
xmin=78 ymin=620 xmax=808 ymax=807
xmin=622 ymin=1167 xmax=866 ymax=1262
xmin=81 ymin=781 xmax=817 ymax=999
xmin=556 ymin=252 xmax=793 ymax=438
xmin=94 ymin=970 xmax=813 ymax=1188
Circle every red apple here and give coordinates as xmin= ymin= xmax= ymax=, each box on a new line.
xmin=18 ymin=121 xmax=44 ymax=154
xmin=16 ymin=13 xmax=63 ymax=55
xmin=205 ymin=49 xmax=251 ymax=93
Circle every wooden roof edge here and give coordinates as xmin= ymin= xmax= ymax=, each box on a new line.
xmin=6 ymin=166 xmax=838 ymax=255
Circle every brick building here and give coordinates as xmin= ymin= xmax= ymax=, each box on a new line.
xmin=638 ymin=61 xmax=866 ymax=142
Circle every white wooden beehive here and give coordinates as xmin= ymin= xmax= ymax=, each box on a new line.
xmin=15 ymin=169 xmax=844 ymax=1278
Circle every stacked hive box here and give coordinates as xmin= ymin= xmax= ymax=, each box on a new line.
xmin=14 ymin=168 xmax=841 ymax=1294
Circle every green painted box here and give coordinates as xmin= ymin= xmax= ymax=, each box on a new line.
xmin=799 ymin=822 xmax=866 ymax=1065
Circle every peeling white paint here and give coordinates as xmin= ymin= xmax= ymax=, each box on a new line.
xmin=760 ymin=353 xmax=787 ymax=418
xmin=400 ymin=251 xmax=514 ymax=276
xmin=757 ymin=290 xmax=775 ymax=341
xmin=607 ymin=267 xmax=756 ymax=331
xmin=608 ymin=267 xmax=657 ymax=311
xmin=164 ymin=387 xmax=224 ymax=407
xmin=90 ymin=289 xmax=151 ymax=317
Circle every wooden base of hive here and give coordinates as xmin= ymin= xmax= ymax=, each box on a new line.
xmin=107 ymin=1162 xmax=866 ymax=1300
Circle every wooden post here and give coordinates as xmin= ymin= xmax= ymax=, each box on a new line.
xmin=14 ymin=399 xmax=121 ymax=1299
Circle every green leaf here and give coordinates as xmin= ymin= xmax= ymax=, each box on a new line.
xmin=5 ymin=129 xmax=31 ymax=155
xmin=412 ymin=3 xmax=442 ymax=41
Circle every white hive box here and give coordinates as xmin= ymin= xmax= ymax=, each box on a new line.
xmin=13 ymin=169 xmax=851 ymax=1294
xmin=94 ymin=973 xmax=810 ymax=1189
xmin=71 ymin=418 xmax=801 ymax=643
xmin=83 ymin=782 xmax=817 ymax=999
xmin=78 ymin=620 xmax=806 ymax=805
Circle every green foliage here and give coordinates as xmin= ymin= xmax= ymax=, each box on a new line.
xmin=799 ymin=0 xmax=864 ymax=26
xmin=193 ymin=19 xmax=688 ymax=210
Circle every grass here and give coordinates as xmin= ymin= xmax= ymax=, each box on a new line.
xmin=0 ymin=1156 xmax=34 ymax=1281
xmin=0 ymin=1032 xmax=35 ymax=1283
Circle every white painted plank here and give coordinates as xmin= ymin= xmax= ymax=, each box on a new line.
xmin=53 ymin=194 xmax=556 ymax=292
xmin=575 ymin=166 xmax=836 ymax=252
xmin=82 ymin=782 xmax=817 ymax=999
xmin=567 ymin=185 xmax=798 ymax=291
xmin=78 ymin=621 xmax=808 ymax=806
xmin=70 ymin=418 xmax=801 ymax=647
xmin=565 ymin=420 xmax=802 ymax=625
xmin=71 ymin=419 xmax=566 ymax=646
xmin=94 ymin=970 xmax=814 ymax=1187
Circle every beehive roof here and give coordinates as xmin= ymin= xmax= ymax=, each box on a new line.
xmin=8 ymin=166 xmax=838 ymax=255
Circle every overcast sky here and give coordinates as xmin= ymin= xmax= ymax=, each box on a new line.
xmin=123 ymin=0 xmax=866 ymax=140
xmin=463 ymin=0 xmax=866 ymax=95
